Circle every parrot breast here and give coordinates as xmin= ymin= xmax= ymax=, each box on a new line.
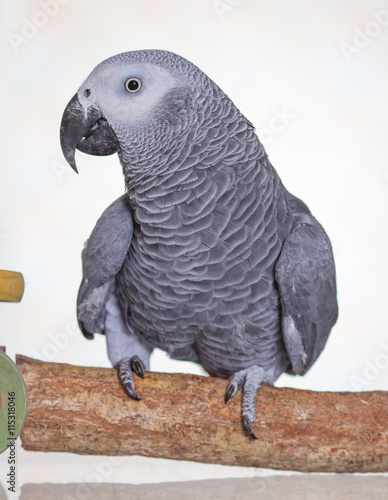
xmin=116 ymin=120 xmax=292 ymax=377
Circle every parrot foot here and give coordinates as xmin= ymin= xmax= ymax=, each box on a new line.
xmin=225 ymin=365 xmax=266 ymax=439
xmin=116 ymin=355 xmax=146 ymax=401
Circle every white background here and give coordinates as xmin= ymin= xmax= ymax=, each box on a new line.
xmin=1 ymin=0 xmax=387 ymax=494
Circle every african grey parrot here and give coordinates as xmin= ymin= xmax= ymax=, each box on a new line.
xmin=60 ymin=50 xmax=338 ymax=438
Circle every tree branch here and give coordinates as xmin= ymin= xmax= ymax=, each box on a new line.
xmin=16 ymin=355 xmax=388 ymax=473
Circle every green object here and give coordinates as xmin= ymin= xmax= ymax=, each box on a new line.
xmin=0 ymin=350 xmax=28 ymax=454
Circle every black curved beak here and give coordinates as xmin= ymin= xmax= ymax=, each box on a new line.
xmin=60 ymin=93 xmax=120 ymax=173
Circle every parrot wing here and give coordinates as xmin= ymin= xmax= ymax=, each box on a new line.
xmin=275 ymin=213 xmax=338 ymax=375
xmin=77 ymin=195 xmax=133 ymax=338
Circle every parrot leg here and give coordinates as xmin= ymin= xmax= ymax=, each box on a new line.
xmin=116 ymin=355 xmax=145 ymax=401
xmin=225 ymin=365 xmax=267 ymax=439
xmin=104 ymin=293 xmax=153 ymax=401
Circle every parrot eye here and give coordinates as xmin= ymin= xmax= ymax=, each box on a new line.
xmin=124 ymin=77 xmax=142 ymax=93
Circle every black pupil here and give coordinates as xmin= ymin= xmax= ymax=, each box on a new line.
xmin=127 ymin=79 xmax=139 ymax=91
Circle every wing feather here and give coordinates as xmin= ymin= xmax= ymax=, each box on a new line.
xmin=275 ymin=216 xmax=338 ymax=375
xmin=77 ymin=195 xmax=133 ymax=338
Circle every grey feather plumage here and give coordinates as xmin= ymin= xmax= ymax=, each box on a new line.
xmin=61 ymin=50 xmax=338 ymax=438
xmin=77 ymin=195 xmax=133 ymax=337
xmin=77 ymin=195 xmax=153 ymax=368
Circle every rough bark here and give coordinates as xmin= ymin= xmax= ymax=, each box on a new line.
xmin=16 ymin=355 xmax=388 ymax=473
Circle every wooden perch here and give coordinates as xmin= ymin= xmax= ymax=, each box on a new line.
xmin=16 ymin=355 xmax=388 ymax=473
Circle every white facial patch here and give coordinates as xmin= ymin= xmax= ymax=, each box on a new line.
xmin=82 ymin=61 xmax=179 ymax=126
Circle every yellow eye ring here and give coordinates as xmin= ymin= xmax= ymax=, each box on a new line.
xmin=124 ymin=77 xmax=142 ymax=93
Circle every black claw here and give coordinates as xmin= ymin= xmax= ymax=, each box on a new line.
xmin=225 ymin=383 xmax=236 ymax=404
xmin=123 ymin=383 xmax=142 ymax=401
xmin=131 ymin=356 xmax=145 ymax=379
xmin=243 ymin=416 xmax=258 ymax=439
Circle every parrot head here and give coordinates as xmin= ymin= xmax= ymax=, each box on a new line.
xmin=60 ymin=50 xmax=211 ymax=174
